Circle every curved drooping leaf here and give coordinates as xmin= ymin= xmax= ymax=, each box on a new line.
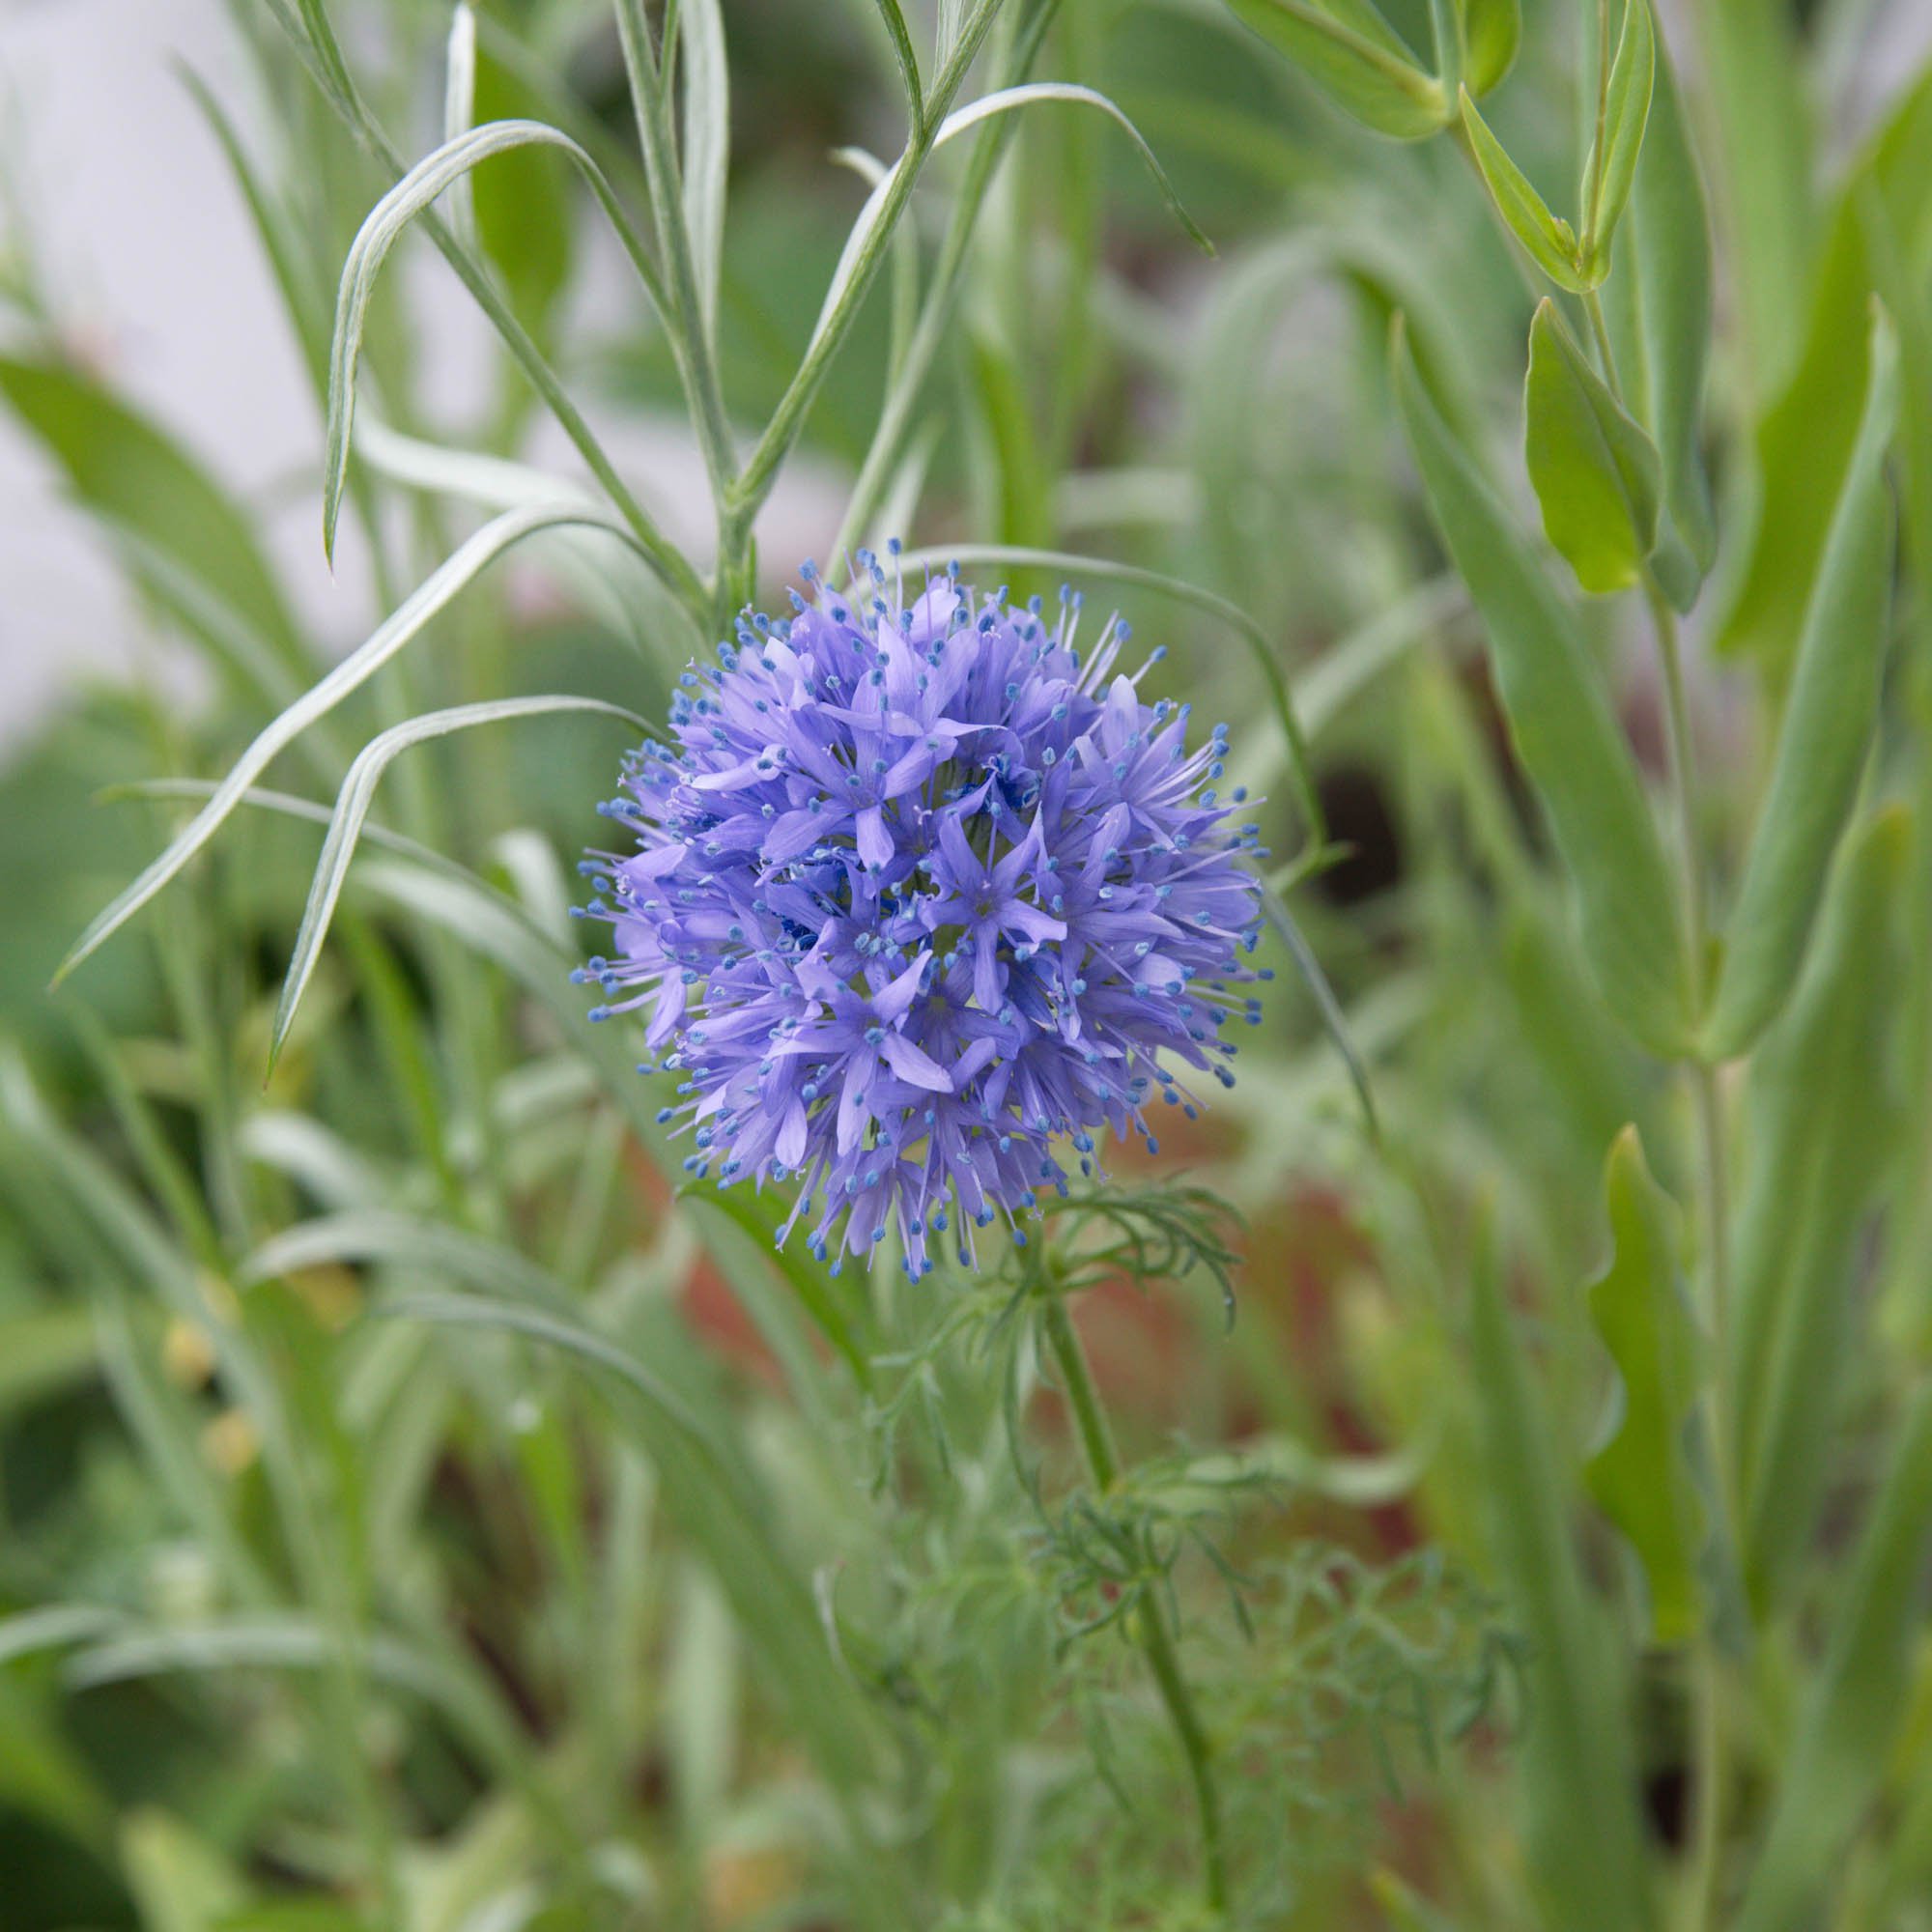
xmin=1582 ymin=1126 xmax=1705 ymax=1643
xmin=267 ymin=696 xmax=645 ymax=1069
xmin=1704 ymin=313 xmax=1897 ymax=1061
xmin=323 ymin=119 xmax=667 ymax=560
xmin=53 ymin=504 xmax=656 ymax=986
xmin=1392 ymin=318 xmax=1691 ymax=1056
xmin=1523 ymin=299 xmax=1661 ymax=594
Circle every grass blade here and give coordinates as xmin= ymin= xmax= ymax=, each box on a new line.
xmin=53 ymin=505 xmax=656 ymax=986
xmin=268 ymin=696 xmax=645 ymax=1070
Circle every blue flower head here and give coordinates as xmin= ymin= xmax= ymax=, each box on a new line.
xmin=577 ymin=554 xmax=1269 ymax=1276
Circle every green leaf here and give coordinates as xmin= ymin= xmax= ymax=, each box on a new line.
xmin=867 ymin=0 xmax=924 ymax=130
xmin=932 ymin=84 xmax=1213 ymax=255
xmin=1459 ymin=89 xmax=1592 ymax=291
xmin=1601 ymin=38 xmax=1718 ymax=609
xmin=54 ymin=504 xmax=656 ymax=986
xmin=1226 ymin=0 xmax=1450 ymax=141
xmin=1392 ymin=317 xmax=1691 ymax=1056
xmin=679 ymin=0 xmax=729 ymax=336
xmin=1466 ymin=1215 xmax=1654 ymax=1932
xmin=267 ymin=696 xmax=645 ymax=1069
xmin=1582 ymin=1126 xmax=1705 ymax=1642
xmin=1581 ymin=0 xmax=1654 ymax=276
xmin=1718 ymin=70 xmax=1932 ymax=670
xmin=1523 ymin=299 xmax=1662 ymax=593
xmin=1704 ymin=311 xmax=1898 ymax=1060
xmin=322 ymin=120 xmax=667 ymax=561
xmin=1730 ymin=807 xmax=1911 ymax=1615
xmin=0 ymin=355 xmax=309 ymax=679
xmin=1458 ymin=0 xmax=1519 ymax=96
xmin=1736 ymin=1377 xmax=1932 ymax=1932
xmin=469 ymin=51 xmax=575 ymax=333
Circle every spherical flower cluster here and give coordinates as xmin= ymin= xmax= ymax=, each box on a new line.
xmin=576 ymin=552 xmax=1269 ymax=1276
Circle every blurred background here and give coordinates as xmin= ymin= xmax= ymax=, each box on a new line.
xmin=6 ymin=0 xmax=1932 ymax=1926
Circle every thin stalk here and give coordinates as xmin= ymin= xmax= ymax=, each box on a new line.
xmin=1037 ymin=1287 xmax=1230 ymax=1915
xmin=725 ymin=0 xmax=1010 ymax=536
xmin=833 ymin=1 xmax=1063 ymax=558
xmin=611 ymin=1 xmax=737 ymax=514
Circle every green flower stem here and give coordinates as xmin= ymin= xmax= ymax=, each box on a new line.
xmin=1037 ymin=1287 xmax=1230 ymax=1916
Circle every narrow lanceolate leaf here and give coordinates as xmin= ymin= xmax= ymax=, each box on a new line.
xmin=1225 ymin=0 xmax=1449 ymax=141
xmin=1583 ymin=1127 xmax=1706 ymax=1643
xmin=323 ymin=120 xmax=667 ymax=561
xmin=1393 ymin=318 xmax=1691 ymax=1056
xmin=52 ymin=504 xmax=653 ymax=986
xmin=1460 ymin=90 xmax=1592 ymax=291
xmin=1466 ymin=1221 xmax=1654 ymax=1932
xmin=1603 ymin=39 xmax=1717 ymax=609
xmin=867 ymin=0 xmax=923 ymax=131
xmin=932 ymin=86 xmax=1212 ymax=253
xmin=441 ymin=4 xmax=478 ymax=248
xmin=1459 ymin=0 xmax=1520 ymax=96
xmin=1704 ymin=312 xmax=1898 ymax=1061
xmin=680 ymin=0 xmax=729 ymax=336
xmin=1730 ymin=807 xmax=1910 ymax=1615
xmin=1736 ymin=1378 xmax=1932 ymax=1932
xmin=268 ymin=697 xmax=646 ymax=1071
xmin=1523 ymin=301 xmax=1662 ymax=593
xmin=1581 ymin=0 xmax=1654 ymax=277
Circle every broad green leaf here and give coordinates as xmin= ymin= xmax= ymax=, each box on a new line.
xmin=1458 ymin=0 xmax=1519 ymax=96
xmin=1736 ymin=1378 xmax=1932 ymax=1932
xmin=1392 ymin=318 xmax=1691 ymax=1056
xmin=1580 ymin=0 xmax=1654 ymax=277
xmin=1704 ymin=312 xmax=1898 ymax=1059
xmin=267 ymin=696 xmax=645 ymax=1070
xmin=1730 ymin=807 xmax=1910 ymax=1614
xmin=323 ymin=120 xmax=668 ymax=560
xmin=0 ymin=356 xmax=308 ymax=678
xmin=1523 ymin=299 xmax=1662 ymax=593
xmin=1460 ymin=89 xmax=1592 ymax=291
xmin=1466 ymin=1218 xmax=1653 ymax=1932
xmin=1225 ymin=0 xmax=1449 ymax=141
xmin=469 ymin=51 xmax=574 ymax=333
xmin=1719 ymin=71 xmax=1932 ymax=669
xmin=54 ymin=504 xmax=657 ymax=985
xmin=680 ymin=0 xmax=729 ymax=336
xmin=1582 ymin=1126 xmax=1705 ymax=1642
xmin=1602 ymin=39 xmax=1717 ymax=608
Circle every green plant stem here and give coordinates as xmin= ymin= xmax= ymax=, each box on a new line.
xmin=1037 ymin=1288 xmax=1230 ymax=1916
